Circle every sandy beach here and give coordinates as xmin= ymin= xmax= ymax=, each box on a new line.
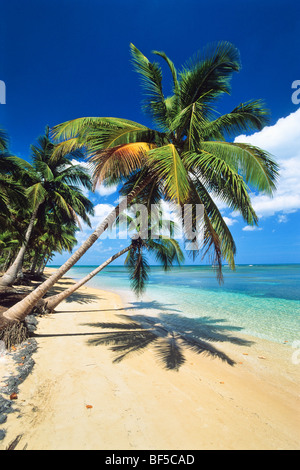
xmin=0 ymin=268 xmax=299 ymax=450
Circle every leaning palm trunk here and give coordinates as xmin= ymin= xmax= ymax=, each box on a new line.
xmin=44 ymin=245 xmax=131 ymax=313
xmin=1 ymin=176 xmax=151 ymax=324
xmin=0 ymin=204 xmax=40 ymax=288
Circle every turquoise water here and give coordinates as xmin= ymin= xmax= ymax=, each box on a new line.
xmin=60 ymin=264 xmax=300 ymax=345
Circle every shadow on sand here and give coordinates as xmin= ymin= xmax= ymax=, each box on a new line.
xmin=83 ymin=299 xmax=254 ymax=371
xmin=44 ymin=283 xmax=102 ymax=306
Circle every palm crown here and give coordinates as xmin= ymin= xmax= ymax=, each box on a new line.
xmin=0 ymin=127 xmax=95 ymax=288
xmin=52 ymin=41 xmax=279 ymax=279
xmin=24 ymin=127 xmax=94 ymax=227
xmin=0 ymin=128 xmax=29 ymax=224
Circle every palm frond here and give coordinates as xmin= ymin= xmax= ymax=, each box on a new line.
xmin=190 ymin=175 xmax=236 ymax=269
xmin=184 ymin=150 xmax=258 ymax=226
xmin=26 ymin=182 xmax=47 ymax=208
xmin=146 ymin=238 xmax=184 ymax=270
xmin=200 ymin=141 xmax=279 ymax=195
xmin=90 ymin=142 xmax=155 ymax=187
xmin=152 ymin=50 xmax=179 ymax=95
xmin=130 ymin=43 xmax=168 ymax=130
xmin=147 ymin=144 xmax=190 ymax=204
xmin=125 ymin=243 xmax=151 ymax=296
xmin=202 ymin=100 xmax=270 ymax=140
xmin=179 ymin=41 xmax=241 ymax=111
xmin=0 ymin=128 xmax=9 ymax=151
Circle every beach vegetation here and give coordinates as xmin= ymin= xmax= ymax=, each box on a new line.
xmin=0 ymin=127 xmax=93 ymax=288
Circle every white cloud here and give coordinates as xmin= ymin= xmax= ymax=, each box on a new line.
xmin=242 ymin=225 xmax=263 ymax=232
xmin=93 ymin=203 xmax=115 ymax=219
xmin=277 ymin=214 xmax=288 ymax=223
xmin=95 ymin=183 xmax=118 ymax=197
xmin=234 ymin=108 xmax=300 ymax=219
xmin=223 ymin=216 xmax=238 ymax=227
xmin=75 ymin=203 xmax=116 ymax=244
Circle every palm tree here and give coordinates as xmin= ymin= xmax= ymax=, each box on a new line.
xmin=0 ymin=127 xmax=94 ymax=288
xmin=0 ymin=128 xmax=29 ymax=229
xmin=51 ymin=41 xmax=278 ymax=275
xmin=41 ymin=213 xmax=183 ymax=313
xmin=0 ymin=230 xmax=21 ymax=271
xmin=1 ymin=41 xmax=278 ymax=324
xmin=26 ymin=214 xmax=79 ymax=276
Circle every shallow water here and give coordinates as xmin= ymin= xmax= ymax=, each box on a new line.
xmin=58 ymin=264 xmax=300 ymax=345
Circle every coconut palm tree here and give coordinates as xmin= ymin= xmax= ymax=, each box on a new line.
xmin=26 ymin=214 xmax=79 ymax=277
xmin=50 ymin=41 xmax=278 ymax=276
xmin=0 ymin=127 xmax=94 ymax=288
xmin=1 ymin=41 xmax=278 ymax=324
xmin=41 ymin=212 xmax=183 ymax=313
xmin=0 ymin=128 xmax=29 ymax=228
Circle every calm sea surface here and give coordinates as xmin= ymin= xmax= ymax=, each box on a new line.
xmin=56 ymin=264 xmax=300 ymax=345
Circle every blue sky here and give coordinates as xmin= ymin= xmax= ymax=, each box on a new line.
xmin=1 ymin=0 xmax=300 ymax=266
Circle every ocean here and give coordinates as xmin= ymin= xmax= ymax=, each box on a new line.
xmin=59 ymin=264 xmax=300 ymax=345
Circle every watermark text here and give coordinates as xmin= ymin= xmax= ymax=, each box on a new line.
xmin=291 ymin=80 xmax=300 ymax=105
xmin=0 ymin=80 xmax=6 ymax=104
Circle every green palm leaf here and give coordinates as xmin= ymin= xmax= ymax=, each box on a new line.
xmin=202 ymin=100 xmax=270 ymax=140
xmin=130 ymin=43 xmax=168 ymax=130
xmin=190 ymin=175 xmax=236 ymax=269
xmin=147 ymin=144 xmax=190 ymax=204
xmin=200 ymin=141 xmax=279 ymax=194
xmin=26 ymin=182 xmax=47 ymax=208
xmin=179 ymin=41 xmax=241 ymax=111
xmin=184 ymin=150 xmax=258 ymax=225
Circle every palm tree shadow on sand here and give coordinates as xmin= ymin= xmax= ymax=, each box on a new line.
xmin=83 ymin=307 xmax=254 ymax=371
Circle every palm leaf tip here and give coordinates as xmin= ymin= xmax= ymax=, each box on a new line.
xmin=129 ymin=43 xmax=168 ymax=129
xmin=179 ymin=41 xmax=241 ymax=109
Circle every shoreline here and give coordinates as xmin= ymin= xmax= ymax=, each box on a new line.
xmin=0 ymin=268 xmax=299 ymax=450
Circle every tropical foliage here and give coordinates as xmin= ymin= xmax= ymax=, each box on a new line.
xmin=0 ymin=41 xmax=279 ymax=324
xmin=0 ymin=127 xmax=93 ymax=285
xmin=52 ymin=41 xmax=279 ymax=279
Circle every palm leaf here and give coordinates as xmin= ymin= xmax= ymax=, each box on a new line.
xmin=90 ymin=142 xmax=155 ymax=187
xmin=152 ymin=50 xmax=179 ymax=95
xmin=146 ymin=238 xmax=184 ymax=270
xmin=125 ymin=243 xmax=151 ymax=296
xmin=0 ymin=128 xmax=9 ymax=151
xmin=178 ymin=41 xmax=241 ymax=110
xmin=202 ymin=100 xmax=270 ymax=140
xmin=190 ymin=175 xmax=236 ymax=269
xmin=184 ymin=150 xmax=258 ymax=225
xmin=200 ymin=141 xmax=279 ymax=194
xmin=147 ymin=144 xmax=190 ymax=204
xmin=130 ymin=43 xmax=168 ymax=130
xmin=26 ymin=182 xmax=47 ymax=208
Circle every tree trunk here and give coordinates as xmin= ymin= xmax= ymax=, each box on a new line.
xmin=30 ymin=250 xmax=40 ymax=274
xmin=0 ymin=204 xmax=40 ymax=287
xmin=45 ymin=245 xmax=131 ymax=312
xmin=36 ymin=250 xmax=47 ymax=276
xmin=0 ymin=249 xmax=11 ymax=271
xmin=1 ymin=175 xmax=151 ymax=323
